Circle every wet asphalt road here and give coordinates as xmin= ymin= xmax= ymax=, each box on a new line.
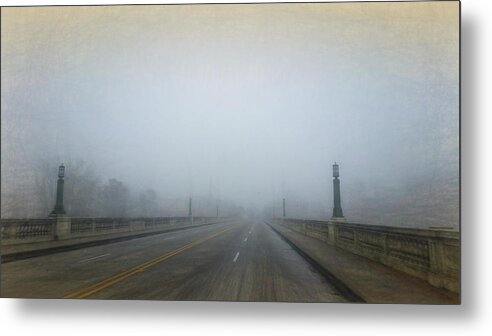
xmin=1 ymin=219 xmax=347 ymax=302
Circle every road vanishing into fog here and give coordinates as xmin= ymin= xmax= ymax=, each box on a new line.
xmin=1 ymin=219 xmax=348 ymax=302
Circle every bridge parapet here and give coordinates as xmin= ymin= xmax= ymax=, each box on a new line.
xmin=275 ymin=218 xmax=459 ymax=293
xmin=1 ymin=216 xmax=222 ymax=245
xmin=0 ymin=218 xmax=55 ymax=243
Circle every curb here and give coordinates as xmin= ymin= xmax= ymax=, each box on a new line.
xmin=265 ymin=221 xmax=366 ymax=303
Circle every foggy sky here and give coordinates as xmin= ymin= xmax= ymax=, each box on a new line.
xmin=1 ymin=2 xmax=459 ymax=227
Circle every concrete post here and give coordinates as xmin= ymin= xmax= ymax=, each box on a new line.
xmin=5 ymin=222 xmax=18 ymax=239
xmin=327 ymin=222 xmax=336 ymax=245
xmin=429 ymin=240 xmax=445 ymax=275
xmin=51 ymin=214 xmax=71 ymax=240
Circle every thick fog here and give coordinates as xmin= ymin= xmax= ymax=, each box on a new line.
xmin=1 ymin=3 xmax=459 ymax=228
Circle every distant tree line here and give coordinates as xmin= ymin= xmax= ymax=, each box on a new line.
xmin=1 ymin=159 xmax=162 ymax=218
xmin=1 ymin=158 xmax=239 ymax=219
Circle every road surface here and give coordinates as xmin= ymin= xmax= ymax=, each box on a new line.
xmin=1 ymin=219 xmax=348 ymax=302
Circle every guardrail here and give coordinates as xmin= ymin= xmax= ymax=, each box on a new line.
xmin=1 ymin=216 xmax=221 ymax=245
xmin=274 ymin=218 xmax=459 ymax=293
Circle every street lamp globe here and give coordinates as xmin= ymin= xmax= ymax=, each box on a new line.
xmin=58 ymin=164 xmax=65 ymax=178
xmin=333 ymin=162 xmax=339 ymax=178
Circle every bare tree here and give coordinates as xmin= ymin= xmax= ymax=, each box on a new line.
xmin=136 ymin=189 xmax=159 ymax=217
xmin=64 ymin=160 xmax=102 ymax=217
xmin=101 ymin=178 xmax=129 ymax=217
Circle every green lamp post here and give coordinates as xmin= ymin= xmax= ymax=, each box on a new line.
xmin=50 ymin=163 xmax=66 ymax=215
xmin=189 ymin=197 xmax=193 ymax=224
xmin=332 ymin=162 xmax=344 ymax=219
xmin=282 ymin=198 xmax=286 ymax=218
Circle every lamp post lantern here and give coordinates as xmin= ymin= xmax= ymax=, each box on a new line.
xmin=50 ymin=163 xmax=66 ymax=215
xmin=332 ymin=162 xmax=344 ymax=219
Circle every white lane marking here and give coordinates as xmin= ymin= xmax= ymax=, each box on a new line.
xmin=243 ymin=237 xmax=248 ymax=242
xmin=78 ymin=254 xmax=110 ymax=263
xmin=162 ymin=236 xmax=176 ymax=241
xmin=233 ymin=252 xmax=240 ymax=262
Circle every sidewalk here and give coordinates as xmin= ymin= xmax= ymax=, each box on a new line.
xmin=270 ymin=222 xmax=460 ymax=304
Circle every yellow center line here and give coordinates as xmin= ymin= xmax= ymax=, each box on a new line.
xmin=64 ymin=225 xmax=237 ymax=299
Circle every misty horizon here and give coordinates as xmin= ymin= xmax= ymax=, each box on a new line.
xmin=1 ymin=3 xmax=459 ymax=228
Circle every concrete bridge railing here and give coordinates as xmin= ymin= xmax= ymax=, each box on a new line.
xmin=1 ymin=216 xmax=222 ymax=245
xmin=275 ymin=218 xmax=459 ymax=293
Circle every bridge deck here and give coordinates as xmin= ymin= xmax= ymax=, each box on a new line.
xmin=1 ymin=219 xmax=348 ymax=302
